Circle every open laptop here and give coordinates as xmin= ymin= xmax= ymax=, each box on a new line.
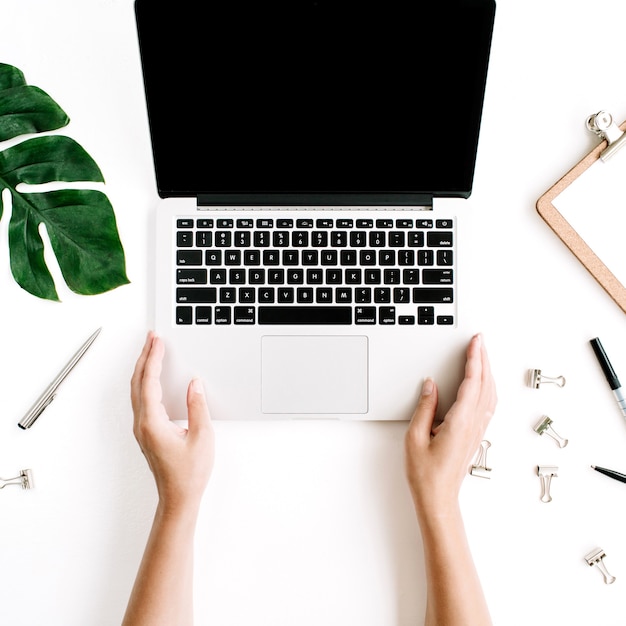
xmin=135 ymin=0 xmax=496 ymax=421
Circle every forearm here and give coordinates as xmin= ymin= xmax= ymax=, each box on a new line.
xmin=122 ymin=502 xmax=200 ymax=626
xmin=417 ymin=504 xmax=492 ymax=626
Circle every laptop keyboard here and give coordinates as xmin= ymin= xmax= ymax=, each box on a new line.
xmin=174 ymin=215 xmax=455 ymax=326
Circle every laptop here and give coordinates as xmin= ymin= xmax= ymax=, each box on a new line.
xmin=134 ymin=0 xmax=496 ymax=421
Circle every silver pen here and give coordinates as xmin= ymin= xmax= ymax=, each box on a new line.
xmin=18 ymin=327 xmax=102 ymax=429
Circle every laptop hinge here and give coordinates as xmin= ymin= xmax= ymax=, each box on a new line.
xmin=196 ymin=193 xmax=433 ymax=209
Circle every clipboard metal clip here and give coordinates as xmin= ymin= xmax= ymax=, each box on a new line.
xmin=586 ymin=110 xmax=626 ymax=161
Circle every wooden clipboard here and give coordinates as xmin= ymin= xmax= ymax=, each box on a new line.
xmin=536 ymin=113 xmax=626 ymax=314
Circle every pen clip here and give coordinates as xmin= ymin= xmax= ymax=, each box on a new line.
xmin=19 ymin=393 xmax=56 ymax=430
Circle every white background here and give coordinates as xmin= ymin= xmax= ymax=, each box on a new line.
xmin=2 ymin=1 xmax=626 ymax=624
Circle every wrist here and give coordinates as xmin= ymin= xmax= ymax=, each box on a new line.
xmin=412 ymin=493 xmax=462 ymax=528
xmin=156 ymin=495 xmax=203 ymax=524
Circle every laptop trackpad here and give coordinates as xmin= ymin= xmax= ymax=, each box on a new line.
xmin=261 ymin=335 xmax=368 ymax=414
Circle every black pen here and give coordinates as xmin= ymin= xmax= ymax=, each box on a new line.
xmin=590 ymin=337 xmax=626 ymax=418
xmin=591 ymin=465 xmax=626 ymax=485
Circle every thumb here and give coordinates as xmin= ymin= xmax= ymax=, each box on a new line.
xmin=186 ymin=377 xmax=212 ymax=437
xmin=408 ymin=377 xmax=439 ymax=441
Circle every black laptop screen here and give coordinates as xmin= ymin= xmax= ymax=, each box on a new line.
xmin=135 ymin=1 xmax=495 ymax=200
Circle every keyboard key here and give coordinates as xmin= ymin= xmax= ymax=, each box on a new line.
xmin=209 ymin=269 xmax=227 ymax=284
xmin=177 ymin=269 xmax=207 ymax=284
xmin=176 ymin=306 xmax=193 ymax=324
xmin=195 ymin=306 xmax=212 ymax=324
xmin=206 ymin=250 xmax=222 ymax=265
xmin=369 ymin=231 xmax=385 ymax=246
xmin=215 ymin=231 xmax=231 ymax=246
xmin=293 ymin=231 xmax=309 ymax=246
xmin=259 ymin=288 xmax=275 ymax=302
xmin=177 ymin=231 xmax=193 ymax=247
xmin=437 ymin=249 xmax=453 ymax=265
xmin=278 ymin=288 xmax=295 ymax=303
xmin=176 ymin=287 xmax=217 ymax=303
xmin=214 ymin=306 xmax=231 ymax=324
xmin=258 ymin=306 xmax=352 ymax=324
xmin=331 ymin=231 xmax=347 ymax=246
xmin=422 ymin=269 xmax=453 ymax=284
xmin=379 ymin=306 xmax=396 ymax=324
xmin=177 ymin=250 xmax=203 ymax=265
xmin=413 ymin=288 xmax=454 ymax=303
xmin=316 ymin=287 xmax=332 ymax=302
xmin=418 ymin=306 xmax=435 ymax=325
xmin=297 ymin=288 xmax=314 ymax=302
xmin=239 ymin=288 xmax=255 ymax=303
xmin=196 ymin=231 xmax=212 ymax=247
xmin=220 ymin=288 xmax=236 ymax=302
xmin=355 ymin=306 xmax=376 ymax=324
xmin=234 ymin=306 xmax=255 ymax=324
xmin=234 ymin=231 xmax=251 ymax=246
xmin=224 ymin=250 xmax=241 ymax=265
xmin=427 ymin=231 xmax=453 ymax=247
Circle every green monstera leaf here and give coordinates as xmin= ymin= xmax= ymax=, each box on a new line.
xmin=0 ymin=62 xmax=129 ymax=301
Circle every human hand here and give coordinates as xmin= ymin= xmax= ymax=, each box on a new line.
xmin=405 ymin=333 xmax=497 ymax=520
xmin=130 ymin=331 xmax=215 ymax=514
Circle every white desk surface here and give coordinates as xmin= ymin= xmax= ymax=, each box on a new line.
xmin=2 ymin=1 xmax=626 ymax=625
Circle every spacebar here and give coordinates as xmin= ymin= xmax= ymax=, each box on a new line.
xmin=258 ymin=306 xmax=352 ymax=324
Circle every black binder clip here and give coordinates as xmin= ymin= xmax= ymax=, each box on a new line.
xmin=586 ymin=111 xmax=626 ymax=162
xmin=585 ymin=547 xmax=616 ymax=584
xmin=528 ymin=369 xmax=565 ymax=389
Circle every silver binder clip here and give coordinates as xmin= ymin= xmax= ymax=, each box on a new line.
xmin=585 ymin=547 xmax=616 ymax=584
xmin=533 ymin=415 xmax=568 ymax=448
xmin=528 ymin=369 xmax=566 ymax=389
xmin=0 ymin=469 xmax=34 ymax=490
xmin=537 ymin=465 xmax=558 ymax=503
xmin=470 ymin=440 xmax=492 ymax=478
xmin=586 ymin=111 xmax=626 ymax=162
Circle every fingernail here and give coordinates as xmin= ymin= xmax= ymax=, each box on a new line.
xmin=191 ymin=378 xmax=205 ymax=395
xmin=421 ymin=377 xmax=434 ymax=397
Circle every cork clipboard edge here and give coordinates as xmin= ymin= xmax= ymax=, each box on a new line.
xmin=536 ymin=120 xmax=626 ymax=314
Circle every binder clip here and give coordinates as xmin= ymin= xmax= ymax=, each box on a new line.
xmin=470 ymin=440 xmax=492 ymax=479
xmin=585 ymin=547 xmax=616 ymax=584
xmin=527 ymin=369 xmax=565 ymax=389
xmin=537 ymin=465 xmax=558 ymax=503
xmin=0 ymin=469 xmax=34 ymax=490
xmin=533 ymin=415 xmax=568 ymax=448
xmin=586 ymin=110 xmax=626 ymax=162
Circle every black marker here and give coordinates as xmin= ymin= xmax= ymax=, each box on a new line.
xmin=591 ymin=465 xmax=626 ymax=485
xmin=590 ymin=337 xmax=626 ymax=418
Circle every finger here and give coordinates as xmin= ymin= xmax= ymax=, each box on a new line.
xmin=186 ymin=378 xmax=212 ymax=439
xmin=408 ymin=377 xmax=439 ymax=444
xmin=477 ymin=336 xmax=497 ymax=424
xmin=453 ymin=334 xmax=484 ymax=405
xmin=131 ymin=331 xmax=155 ymax=413
xmin=140 ymin=335 xmax=166 ymax=417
